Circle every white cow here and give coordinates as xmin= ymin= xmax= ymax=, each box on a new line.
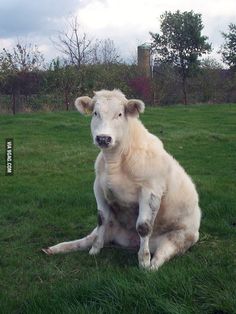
xmin=43 ymin=89 xmax=201 ymax=270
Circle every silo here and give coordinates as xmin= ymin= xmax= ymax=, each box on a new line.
xmin=137 ymin=44 xmax=151 ymax=77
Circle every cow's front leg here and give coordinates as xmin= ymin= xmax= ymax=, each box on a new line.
xmin=136 ymin=187 xmax=161 ymax=269
xmin=89 ymin=178 xmax=110 ymax=255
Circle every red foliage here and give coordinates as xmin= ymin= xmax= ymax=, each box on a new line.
xmin=128 ymin=76 xmax=152 ymax=103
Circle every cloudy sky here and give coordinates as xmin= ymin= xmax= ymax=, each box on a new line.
xmin=0 ymin=0 xmax=235 ymax=64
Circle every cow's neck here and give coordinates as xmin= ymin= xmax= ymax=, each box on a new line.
xmin=101 ymin=118 xmax=146 ymax=174
xmin=101 ymin=141 xmax=130 ymax=175
xmin=101 ymin=145 xmax=124 ymax=172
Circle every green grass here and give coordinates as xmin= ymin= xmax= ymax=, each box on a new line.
xmin=0 ymin=104 xmax=236 ymax=314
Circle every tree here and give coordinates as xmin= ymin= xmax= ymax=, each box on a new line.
xmin=221 ymin=23 xmax=236 ymax=70
xmin=196 ymin=57 xmax=224 ymax=103
xmin=78 ymin=63 xmax=137 ymax=97
xmin=46 ymin=58 xmax=78 ymax=111
xmin=0 ymin=42 xmax=44 ymax=114
xmin=52 ymin=17 xmax=100 ymax=96
xmin=150 ymin=10 xmax=211 ymax=104
xmin=53 ymin=17 xmax=94 ymax=70
xmin=1 ymin=43 xmax=44 ymax=72
xmin=96 ymin=38 xmax=122 ymax=65
xmin=152 ymin=62 xmax=182 ymax=105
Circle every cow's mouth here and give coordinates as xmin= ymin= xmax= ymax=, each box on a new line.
xmin=97 ymin=142 xmax=110 ymax=149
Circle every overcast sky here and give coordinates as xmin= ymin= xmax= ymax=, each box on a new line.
xmin=0 ymin=0 xmax=235 ymax=64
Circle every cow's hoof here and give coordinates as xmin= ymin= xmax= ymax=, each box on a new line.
xmin=42 ymin=247 xmax=53 ymax=255
xmin=139 ymin=255 xmax=151 ymax=269
xmin=89 ymin=246 xmax=100 ymax=255
xmin=138 ymin=250 xmax=151 ymax=269
xmin=149 ymin=264 xmax=159 ymax=271
xmin=139 ymin=260 xmax=151 ymax=270
xmin=149 ymin=258 xmax=161 ymax=271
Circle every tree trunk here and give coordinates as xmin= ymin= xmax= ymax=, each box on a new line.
xmin=12 ymin=86 xmax=20 ymax=114
xmin=182 ymin=75 xmax=188 ymax=105
xmin=12 ymin=93 xmax=16 ymax=115
xmin=180 ymin=56 xmax=188 ymax=105
xmin=65 ymin=90 xmax=69 ymax=111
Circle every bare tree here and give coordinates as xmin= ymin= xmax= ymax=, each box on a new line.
xmin=98 ymin=38 xmax=121 ymax=64
xmin=53 ymin=17 xmax=94 ymax=70
xmin=53 ymin=17 xmax=122 ymax=67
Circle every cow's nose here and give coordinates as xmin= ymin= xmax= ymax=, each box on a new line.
xmin=96 ymin=135 xmax=112 ymax=147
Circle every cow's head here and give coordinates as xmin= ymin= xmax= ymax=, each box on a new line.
xmin=75 ymin=89 xmax=145 ymax=150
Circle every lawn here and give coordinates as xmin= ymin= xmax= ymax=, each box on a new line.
xmin=0 ymin=104 xmax=236 ymax=314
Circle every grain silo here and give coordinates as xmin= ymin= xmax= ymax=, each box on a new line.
xmin=137 ymin=44 xmax=151 ymax=77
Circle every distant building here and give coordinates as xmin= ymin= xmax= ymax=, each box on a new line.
xmin=137 ymin=44 xmax=152 ymax=77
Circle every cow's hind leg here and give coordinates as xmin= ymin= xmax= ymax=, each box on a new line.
xmin=150 ymin=230 xmax=199 ymax=271
xmin=42 ymin=219 xmax=122 ymax=255
xmin=42 ymin=227 xmax=98 ymax=255
xmin=42 ymin=220 xmax=139 ymax=256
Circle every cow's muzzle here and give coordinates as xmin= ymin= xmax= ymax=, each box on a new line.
xmin=96 ymin=135 xmax=112 ymax=148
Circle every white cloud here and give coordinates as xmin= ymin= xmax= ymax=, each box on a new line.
xmin=0 ymin=0 xmax=235 ymax=63
xmin=0 ymin=38 xmax=14 ymax=50
xmin=75 ymin=0 xmax=236 ymax=62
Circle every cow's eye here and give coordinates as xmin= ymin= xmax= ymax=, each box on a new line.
xmin=94 ymin=111 xmax=97 ymax=116
xmin=118 ymin=113 xmax=122 ymax=117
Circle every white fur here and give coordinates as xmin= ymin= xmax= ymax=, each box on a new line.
xmin=43 ymin=89 xmax=201 ymax=271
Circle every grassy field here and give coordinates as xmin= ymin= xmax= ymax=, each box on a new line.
xmin=0 ymin=104 xmax=236 ymax=314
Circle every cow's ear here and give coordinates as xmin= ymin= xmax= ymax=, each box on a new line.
xmin=75 ymin=96 xmax=94 ymax=115
xmin=125 ymin=99 xmax=145 ymax=117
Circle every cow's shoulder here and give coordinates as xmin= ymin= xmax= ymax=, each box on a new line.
xmin=121 ymin=128 xmax=169 ymax=182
